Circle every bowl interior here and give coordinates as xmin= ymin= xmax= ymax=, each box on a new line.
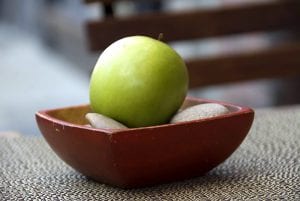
xmin=46 ymin=98 xmax=241 ymax=128
xmin=47 ymin=105 xmax=91 ymax=125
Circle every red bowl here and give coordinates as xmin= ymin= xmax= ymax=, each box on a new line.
xmin=35 ymin=97 xmax=254 ymax=188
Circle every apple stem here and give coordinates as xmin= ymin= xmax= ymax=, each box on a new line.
xmin=158 ymin=33 xmax=164 ymax=41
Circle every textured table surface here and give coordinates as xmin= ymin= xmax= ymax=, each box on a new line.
xmin=1 ymin=107 xmax=300 ymax=200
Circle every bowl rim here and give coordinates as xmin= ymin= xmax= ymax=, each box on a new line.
xmin=35 ymin=96 xmax=254 ymax=135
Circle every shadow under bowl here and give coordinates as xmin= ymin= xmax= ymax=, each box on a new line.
xmin=35 ymin=97 xmax=254 ymax=188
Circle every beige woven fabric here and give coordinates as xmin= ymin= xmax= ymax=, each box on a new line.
xmin=1 ymin=107 xmax=300 ymax=200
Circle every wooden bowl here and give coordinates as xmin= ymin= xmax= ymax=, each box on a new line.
xmin=35 ymin=97 xmax=254 ymax=188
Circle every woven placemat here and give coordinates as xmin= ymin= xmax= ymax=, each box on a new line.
xmin=1 ymin=107 xmax=300 ymax=200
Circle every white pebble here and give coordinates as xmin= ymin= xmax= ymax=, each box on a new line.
xmin=171 ymin=103 xmax=229 ymax=123
xmin=85 ymin=113 xmax=128 ymax=130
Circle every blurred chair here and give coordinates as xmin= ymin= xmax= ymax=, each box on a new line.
xmin=83 ymin=0 xmax=300 ymax=89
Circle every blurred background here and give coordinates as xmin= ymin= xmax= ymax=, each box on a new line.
xmin=0 ymin=0 xmax=299 ymax=136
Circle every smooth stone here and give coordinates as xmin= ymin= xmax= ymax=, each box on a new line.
xmin=171 ymin=103 xmax=229 ymax=123
xmin=85 ymin=113 xmax=128 ymax=130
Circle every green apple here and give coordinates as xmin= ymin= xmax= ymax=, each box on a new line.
xmin=89 ymin=35 xmax=188 ymax=128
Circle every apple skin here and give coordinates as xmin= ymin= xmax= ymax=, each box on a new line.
xmin=89 ymin=36 xmax=188 ymax=128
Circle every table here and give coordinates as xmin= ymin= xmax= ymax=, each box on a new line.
xmin=1 ymin=106 xmax=300 ymax=200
